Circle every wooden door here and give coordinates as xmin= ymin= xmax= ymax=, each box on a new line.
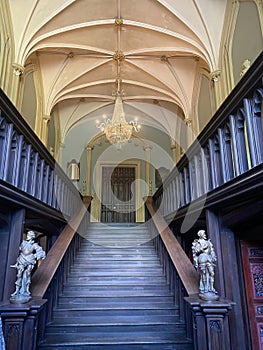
xmin=101 ymin=166 xmax=136 ymax=223
xmin=241 ymin=241 xmax=263 ymax=350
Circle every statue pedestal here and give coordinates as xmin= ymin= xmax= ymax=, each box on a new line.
xmin=199 ymin=291 xmax=219 ymax=301
xmin=10 ymin=294 xmax=32 ymax=304
xmin=0 ymin=298 xmax=46 ymax=350
xmin=185 ymin=294 xmax=234 ymax=350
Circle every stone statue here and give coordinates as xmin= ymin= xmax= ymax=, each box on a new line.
xmin=192 ymin=230 xmax=219 ymax=301
xmin=10 ymin=231 xmax=46 ymax=303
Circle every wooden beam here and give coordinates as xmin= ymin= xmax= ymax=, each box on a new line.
xmin=145 ymin=196 xmax=199 ymax=295
xmin=31 ymin=196 xmax=92 ymax=297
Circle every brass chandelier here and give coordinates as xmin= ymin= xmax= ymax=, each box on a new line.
xmin=96 ymin=53 xmax=141 ymax=149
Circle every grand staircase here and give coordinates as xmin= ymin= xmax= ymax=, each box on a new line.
xmin=38 ymin=223 xmax=193 ymax=350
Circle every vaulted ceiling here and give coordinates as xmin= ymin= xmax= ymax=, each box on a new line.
xmin=8 ymin=0 xmax=227 ymax=143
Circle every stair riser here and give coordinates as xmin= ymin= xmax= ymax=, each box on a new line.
xmin=69 ymin=268 xmax=164 ymax=274
xmin=39 ymin=224 xmax=192 ymax=349
xmin=73 ymin=262 xmax=161 ymax=267
xmin=51 ymin=315 xmax=180 ymax=325
xmin=67 ymin=276 xmax=167 ymax=284
xmin=58 ymin=299 xmax=175 ymax=309
xmin=53 ymin=309 xmax=179 ymax=318
xmin=57 ymin=302 xmax=178 ymax=310
xmin=45 ymin=324 xmax=185 ymax=334
xmin=38 ymin=344 xmax=193 ymax=350
xmin=59 ymin=289 xmax=171 ymax=301
xmin=75 ymin=256 xmax=159 ymax=260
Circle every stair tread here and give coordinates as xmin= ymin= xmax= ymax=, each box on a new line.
xmin=39 ymin=224 xmax=192 ymax=349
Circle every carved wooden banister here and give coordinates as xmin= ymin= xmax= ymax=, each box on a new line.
xmin=153 ymin=51 xmax=263 ymax=220
xmin=31 ymin=196 xmax=92 ymax=298
xmin=144 ymin=196 xmax=199 ymax=295
xmin=0 ymin=88 xmax=80 ymax=217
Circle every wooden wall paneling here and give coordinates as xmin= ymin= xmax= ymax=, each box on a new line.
xmin=22 ymin=144 xmax=31 ymax=192
xmin=241 ymin=241 xmax=263 ymax=350
xmin=223 ymin=124 xmax=234 ymax=181
xmin=229 ymin=114 xmax=240 ymax=177
xmin=12 ymin=134 xmax=23 ymax=187
xmin=218 ymin=128 xmax=227 ymax=184
xmin=37 ymin=159 xmax=44 ymax=200
xmin=41 ymin=165 xmax=49 ymax=203
xmin=0 ymin=214 xmax=10 ymax=302
xmin=236 ymin=110 xmax=249 ymax=173
xmin=2 ymin=209 xmax=26 ymax=302
xmin=244 ymin=98 xmax=258 ymax=167
xmin=214 ymin=222 xmax=250 ymax=350
xmin=205 ymin=210 xmax=225 ymax=297
xmin=208 ymin=138 xmax=217 ymax=189
xmin=1 ymin=123 xmax=13 ymax=181
xmin=251 ymin=89 xmax=263 ymax=164
xmin=47 ymin=170 xmax=54 ymax=206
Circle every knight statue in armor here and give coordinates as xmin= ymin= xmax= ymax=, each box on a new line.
xmin=192 ymin=230 xmax=219 ymax=301
xmin=10 ymin=230 xmax=46 ymax=303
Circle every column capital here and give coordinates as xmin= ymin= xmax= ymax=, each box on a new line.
xmin=12 ymin=63 xmax=24 ymax=77
xmin=185 ymin=118 xmax=192 ymax=127
xmin=210 ymin=70 xmax=221 ymax=82
xmin=43 ymin=114 xmax=51 ymax=122
xmin=143 ymin=145 xmax=152 ymax=152
xmin=170 ymin=141 xmax=177 ymax=150
xmin=86 ymin=145 xmax=94 ymax=151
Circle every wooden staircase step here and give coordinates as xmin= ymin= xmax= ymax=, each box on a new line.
xmin=53 ymin=308 xmax=179 ymax=318
xmin=67 ymin=276 xmax=167 ymax=284
xmin=37 ymin=223 xmax=193 ymax=350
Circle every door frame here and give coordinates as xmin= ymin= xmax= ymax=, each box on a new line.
xmin=241 ymin=241 xmax=263 ymax=350
xmin=91 ymin=160 xmax=144 ymax=222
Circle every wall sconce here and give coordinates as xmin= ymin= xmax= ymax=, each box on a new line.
xmin=67 ymin=159 xmax=80 ymax=181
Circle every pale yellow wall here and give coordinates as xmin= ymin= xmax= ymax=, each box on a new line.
xmin=220 ymin=0 xmax=263 ymax=98
xmin=198 ymin=75 xmax=213 ymax=131
xmin=21 ymin=72 xmax=37 ymax=130
xmin=0 ymin=0 xmax=14 ymax=97
xmin=232 ymin=1 xmax=262 ymax=84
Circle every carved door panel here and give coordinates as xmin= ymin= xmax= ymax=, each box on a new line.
xmin=101 ymin=166 xmax=136 ymax=223
xmin=241 ymin=241 xmax=263 ymax=350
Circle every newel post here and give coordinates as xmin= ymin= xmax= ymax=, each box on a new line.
xmin=0 ymin=298 xmax=46 ymax=350
xmin=185 ymin=296 xmax=233 ymax=350
xmin=184 ymin=228 xmax=234 ymax=349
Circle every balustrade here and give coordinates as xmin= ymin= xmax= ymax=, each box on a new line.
xmin=154 ymin=52 xmax=263 ymax=218
xmin=0 ymin=88 xmax=80 ymax=217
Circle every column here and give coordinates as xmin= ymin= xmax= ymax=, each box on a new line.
xmin=210 ymin=70 xmax=222 ymax=110
xmin=57 ymin=142 xmax=65 ymax=166
xmin=86 ymin=145 xmax=93 ymax=195
xmin=41 ymin=115 xmax=51 ymax=147
xmin=185 ymin=117 xmax=194 ymax=148
xmin=10 ymin=63 xmax=24 ymax=107
xmin=170 ymin=140 xmax=177 ymax=164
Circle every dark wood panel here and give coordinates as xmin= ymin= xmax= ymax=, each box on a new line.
xmin=241 ymin=241 xmax=263 ymax=350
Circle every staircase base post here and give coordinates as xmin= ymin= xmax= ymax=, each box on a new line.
xmin=185 ymin=295 xmax=233 ymax=350
xmin=0 ymin=298 xmax=46 ymax=350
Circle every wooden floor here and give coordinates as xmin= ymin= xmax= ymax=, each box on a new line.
xmin=38 ymin=223 xmax=193 ymax=349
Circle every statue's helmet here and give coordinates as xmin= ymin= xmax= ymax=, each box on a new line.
xmin=197 ymin=230 xmax=206 ymax=239
xmin=26 ymin=230 xmax=35 ymax=240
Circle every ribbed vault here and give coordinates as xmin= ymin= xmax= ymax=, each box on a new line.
xmin=8 ymin=0 xmax=227 ymax=142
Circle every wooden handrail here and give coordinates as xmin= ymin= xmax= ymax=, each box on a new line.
xmin=31 ymin=196 xmax=92 ymax=298
xmin=145 ymin=196 xmax=199 ymax=296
